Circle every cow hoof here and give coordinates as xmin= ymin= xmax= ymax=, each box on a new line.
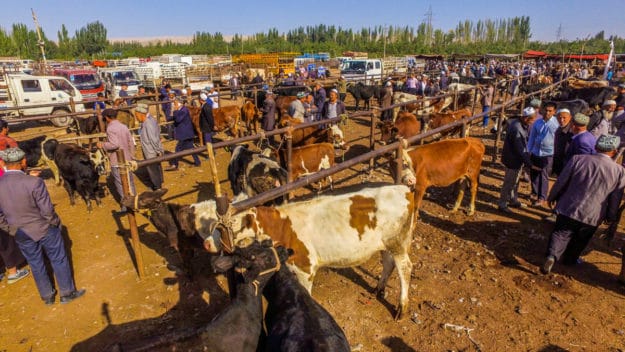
xmin=466 ymin=209 xmax=475 ymax=216
xmin=394 ymin=307 xmax=405 ymax=321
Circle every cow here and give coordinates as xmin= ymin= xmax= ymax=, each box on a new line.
xmin=391 ymin=137 xmax=485 ymax=218
xmin=241 ymin=100 xmax=261 ymax=136
xmin=126 ymin=184 xmax=416 ymax=320
xmin=347 ymin=82 xmax=383 ymax=110
xmin=275 ymin=95 xmax=298 ymax=120
xmin=189 ymin=104 xmax=242 ymax=143
xmin=553 ymin=86 xmax=616 ymax=109
xmin=42 ymin=139 xmax=102 ymax=212
xmin=15 ymin=135 xmax=61 ymax=184
xmin=279 ymin=116 xmax=347 ymax=149
xmin=392 ymin=92 xmax=453 ymax=120
xmin=280 ymin=142 xmax=335 ymax=190
xmin=447 ymin=83 xmax=482 ymax=110
xmin=427 ymin=107 xmax=473 ymax=138
xmin=378 ymin=111 xmax=422 ymax=145
xmin=67 ymin=115 xmax=100 ymax=136
xmin=547 ymin=99 xmax=589 ymax=117
xmin=227 ymin=144 xmax=287 ymax=203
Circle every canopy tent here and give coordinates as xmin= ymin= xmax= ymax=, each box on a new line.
xmin=523 ymin=50 xmax=546 ymax=58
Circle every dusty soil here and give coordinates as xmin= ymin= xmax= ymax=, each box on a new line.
xmin=1 ymin=98 xmax=625 ymax=352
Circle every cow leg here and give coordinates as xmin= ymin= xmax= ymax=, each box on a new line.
xmin=393 ymin=252 xmax=412 ymax=321
xmin=375 ymin=250 xmax=395 ymax=299
xmin=468 ymin=171 xmax=480 ymax=216
xmin=619 ymin=243 xmax=625 ymax=285
xmin=64 ymin=181 xmax=76 ymax=206
xmin=414 ymin=186 xmax=426 ymax=219
xmin=452 ymin=178 xmax=467 ymax=213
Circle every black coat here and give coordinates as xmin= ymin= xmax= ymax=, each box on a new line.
xmin=552 ymin=123 xmax=574 ymax=175
xmin=501 ymin=118 xmax=531 ymax=169
xmin=199 ymin=102 xmax=214 ymax=133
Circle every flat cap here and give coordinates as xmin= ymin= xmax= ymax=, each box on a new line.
xmin=603 ymin=99 xmax=616 ymax=106
xmin=102 ymin=108 xmax=118 ymax=119
xmin=573 ymin=113 xmax=589 ymax=126
xmin=199 ymin=93 xmax=208 ymax=101
xmin=618 ymin=83 xmax=625 ymax=89
xmin=135 ymin=103 xmax=148 ymax=114
xmin=530 ymin=99 xmax=542 ymax=108
xmin=522 ymin=107 xmax=536 ymax=117
xmin=296 ymin=91 xmax=308 ymax=99
xmin=596 ymin=134 xmax=620 ymax=152
xmin=0 ymin=147 xmax=25 ymax=163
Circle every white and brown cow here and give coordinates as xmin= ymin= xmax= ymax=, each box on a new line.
xmin=280 ymin=142 xmax=335 ymax=190
xmin=128 ymin=184 xmax=416 ymax=319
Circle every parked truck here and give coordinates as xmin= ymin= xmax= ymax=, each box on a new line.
xmin=0 ymin=73 xmax=86 ymax=127
xmin=53 ymin=69 xmax=105 ymax=102
xmin=340 ymin=59 xmax=383 ymax=84
xmin=98 ymin=67 xmax=141 ymax=99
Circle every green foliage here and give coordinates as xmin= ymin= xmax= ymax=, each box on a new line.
xmin=74 ymin=21 xmax=108 ymax=57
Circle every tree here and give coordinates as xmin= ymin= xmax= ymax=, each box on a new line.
xmin=75 ymin=21 xmax=108 ymax=57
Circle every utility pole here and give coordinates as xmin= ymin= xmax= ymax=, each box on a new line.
xmin=556 ymin=23 xmax=565 ymax=62
xmin=383 ymin=25 xmax=388 ymax=58
xmin=31 ymin=8 xmax=47 ymax=73
xmin=424 ymin=5 xmax=433 ymax=46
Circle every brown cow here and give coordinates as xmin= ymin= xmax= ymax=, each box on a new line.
xmin=378 ymin=111 xmax=422 ymax=145
xmin=241 ymin=100 xmax=261 ymax=135
xmin=279 ymin=116 xmax=347 ymax=149
xmin=188 ymin=104 xmax=242 ymax=144
xmin=427 ymin=107 xmax=473 ymax=137
xmin=280 ymin=142 xmax=336 ymax=190
xmin=391 ymin=137 xmax=485 ymax=218
xmin=275 ymin=96 xmax=298 ymax=120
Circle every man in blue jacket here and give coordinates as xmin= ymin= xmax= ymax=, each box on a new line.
xmin=165 ymin=97 xmax=200 ymax=171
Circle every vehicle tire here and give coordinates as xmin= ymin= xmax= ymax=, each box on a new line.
xmin=51 ymin=109 xmax=71 ymax=127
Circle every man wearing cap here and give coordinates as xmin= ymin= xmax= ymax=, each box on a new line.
xmin=165 ymin=97 xmax=201 ymax=171
xmin=380 ymin=82 xmax=393 ymax=121
xmin=497 ymin=106 xmax=536 ymax=213
xmin=198 ymin=93 xmax=214 ymax=145
xmin=313 ymin=82 xmax=326 ymax=121
xmin=288 ymin=92 xmax=309 ymax=122
xmin=97 ymin=108 xmax=136 ymax=210
xmin=321 ymin=89 xmax=346 ymax=121
xmin=529 ymin=99 xmax=543 ymax=120
xmin=135 ymin=103 xmax=164 ymax=191
xmin=590 ymin=100 xmax=616 ymax=138
xmin=478 ymin=82 xmax=494 ymax=129
xmin=565 ymin=113 xmax=597 ymax=164
xmin=261 ymin=90 xmax=277 ymax=133
xmin=0 ymin=148 xmax=86 ymax=304
xmin=552 ymin=108 xmax=574 ymax=176
xmin=527 ymin=102 xmax=558 ymax=207
xmin=336 ymin=76 xmax=347 ymax=102
xmin=118 ymin=82 xmax=132 ymax=106
xmin=541 ymin=135 xmax=625 ymax=274
xmin=615 ymin=84 xmax=625 ymax=108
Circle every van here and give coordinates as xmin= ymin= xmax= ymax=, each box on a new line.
xmin=340 ymin=59 xmax=383 ymax=84
xmin=54 ymin=69 xmax=104 ymax=101
xmin=0 ymin=74 xmax=85 ymax=127
xmin=97 ymin=67 xmax=141 ymax=99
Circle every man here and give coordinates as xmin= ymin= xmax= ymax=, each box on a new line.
xmin=564 ymin=113 xmax=596 ymax=164
xmin=198 ymin=93 xmax=215 ymax=145
xmin=552 ymin=108 xmax=574 ymax=176
xmin=229 ymin=74 xmax=239 ymax=100
xmin=135 ymin=103 xmax=164 ymax=191
xmin=261 ymin=90 xmax=276 ymax=132
xmin=380 ymin=82 xmax=393 ymax=121
xmin=591 ymin=100 xmax=616 ymax=137
xmin=479 ymin=82 xmax=494 ymax=129
xmin=0 ymin=119 xmax=17 ymax=150
xmin=336 ymin=76 xmax=347 ymax=102
xmin=321 ymin=89 xmax=346 ymax=120
xmin=93 ymin=92 xmax=106 ymax=113
xmin=97 ymin=109 xmax=136 ymax=209
xmin=615 ymin=84 xmax=625 ymax=107
xmin=541 ymin=135 xmax=625 ymax=274
xmin=118 ymin=82 xmax=132 ymax=106
xmin=527 ymin=102 xmax=558 ymax=207
xmin=313 ymin=82 xmax=326 ymax=121
xmin=165 ymin=97 xmax=201 ymax=171
xmin=288 ymin=91 xmax=309 ymax=122
xmin=498 ymin=107 xmax=535 ymax=213
xmin=0 ymin=148 xmax=85 ymax=304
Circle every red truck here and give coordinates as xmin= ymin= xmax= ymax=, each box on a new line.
xmin=53 ymin=69 xmax=104 ymax=102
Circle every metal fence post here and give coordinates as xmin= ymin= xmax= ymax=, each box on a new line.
xmin=394 ymin=138 xmax=404 ymax=185
xmin=116 ymin=149 xmax=145 ymax=279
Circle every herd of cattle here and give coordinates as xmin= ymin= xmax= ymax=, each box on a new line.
xmin=11 ymin=75 xmax=625 ymax=350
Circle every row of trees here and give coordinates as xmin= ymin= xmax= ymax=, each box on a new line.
xmin=1 ymin=17 xmax=624 ymax=61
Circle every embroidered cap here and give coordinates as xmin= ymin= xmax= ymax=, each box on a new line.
xmin=603 ymin=100 xmax=616 ymax=106
xmin=596 ymin=134 xmax=620 ymax=152
xmin=529 ymin=99 xmax=542 ymax=108
xmin=572 ymin=113 xmax=589 ymax=126
xmin=522 ymin=107 xmax=536 ymax=117
xmin=296 ymin=91 xmax=308 ymax=99
xmin=0 ymin=147 xmax=25 ymax=163
xmin=135 ymin=103 xmax=148 ymax=114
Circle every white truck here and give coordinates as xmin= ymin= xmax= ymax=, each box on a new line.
xmin=0 ymin=74 xmax=86 ymax=127
xmin=98 ymin=67 xmax=141 ymax=99
xmin=340 ymin=59 xmax=383 ymax=84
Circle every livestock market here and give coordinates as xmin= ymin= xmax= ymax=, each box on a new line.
xmin=1 ymin=1 xmax=625 ymax=351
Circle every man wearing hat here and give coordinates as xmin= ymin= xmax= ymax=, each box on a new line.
xmin=615 ymin=84 xmax=625 ymax=108
xmin=552 ymin=108 xmax=574 ymax=176
xmin=165 ymin=97 xmax=201 ymax=171
xmin=198 ymin=93 xmax=215 ymax=145
xmin=288 ymin=91 xmax=310 ymax=122
xmin=337 ymin=76 xmax=347 ymax=102
xmin=261 ymin=90 xmax=277 ymax=133
xmin=97 ymin=108 xmax=136 ymax=209
xmin=0 ymin=147 xmax=86 ymax=304
xmin=542 ymin=134 xmax=625 ymax=274
xmin=321 ymin=89 xmax=346 ymax=121
xmin=590 ymin=100 xmax=616 ymax=138
xmin=497 ymin=105 xmax=536 ymax=213
xmin=527 ymin=102 xmax=558 ymax=207
xmin=564 ymin=113 xmax=597 ymax=164
xmin=529 ymin=99 xmax=543 ymax=120
xmin=313 ymin=82 xmax=326 ymax=121
xmin=135 ymin=103 xmax=164 ymax=191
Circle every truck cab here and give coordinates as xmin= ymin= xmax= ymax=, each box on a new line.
xmin=0 ymin=74 xmax=85 ymax=127
xmin=98 ymin=67 xmax=140 ymax=99
xmin=53 ymin=69 xmax=104 ymax=102
xmin=340 ymin=59 xmax=383 ymax=84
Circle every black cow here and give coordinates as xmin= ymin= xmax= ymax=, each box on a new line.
xmin=547 ymin=99 xmax=590 ymax=117
xmin=347 ymin=82 xmax=384 ymax=110
xmin=263 ymin=244 xmax=351 ymax=352
xmin=16 ymin=136 xmax=61 ymax=184
xmin=553 ymin=86 xmax=616 ymax=108
xmin=67 ymin=115 xmax=100 ymax=135
xmin=227 ymin=145 xmax=287 ymax=204
xmin=43 ymin=139 xmax=102 ymax=211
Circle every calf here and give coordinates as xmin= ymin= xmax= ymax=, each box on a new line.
xmin=241 ymin=100 xmax=261 ymax=135
xmin=427 ymin=107 xmax=473 ymax=137
xmin=228 ymin=145 xmax=287 ymax=203
xmin=261 ymin=243 xmax=351 ymax=352
xmin=378 ymin=111 xmax=422 ymax=145
xmin=275 ymin=95 xmax=297 ymax=120
xmin=280 ymin=142 xmax=335 ymax=190
xmin=43 ymin=139 xmax=102 ymax=211
xmin=392 ymin=137 xmax=485 ymax=217
xmin=279 ymin=116 xmax=347 ymax=149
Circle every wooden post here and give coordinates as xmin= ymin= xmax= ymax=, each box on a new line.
xmin=69 ymin=97 xmax=76 ymax=114
xmin=286 ymin=128 xmax=293 ymax=200
xmin=453 ymin=86 xmax=459 ymax=111
xmin=394 ymin=138 xmax=404 ymax=184
xmin=369 ymin=112 xmax=376 ymax=172
xmin=471 ymin=86 xmax=478 ymax=117
xmin=206 ymin=143 xmax=221 ymax=196
xmin=96 ymin=104 xmax=106 ymax=135
xmin=493 ymin=105 xmax=506 ymax=161
xmin=116 ymin=149 xmax=145 ymax=279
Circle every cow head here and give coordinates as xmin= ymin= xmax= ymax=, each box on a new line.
xmin=377 ymin=120 xmax=397 ymax=145
xmin=389 ymin=148 xmax=416 ymax=188
xmin=89 ymin=148 xmax=107 ymax=175
xmin=329 ymin=125 xmax=347 ymax=149
xmin=122 ymin=188 xmax=169 ymax=211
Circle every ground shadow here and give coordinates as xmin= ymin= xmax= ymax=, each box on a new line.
xmin=380 ymin=336 xmax=418 ymax=352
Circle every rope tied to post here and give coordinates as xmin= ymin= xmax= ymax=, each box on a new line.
xmin=339 ymin=113 xmax=349 ymax=126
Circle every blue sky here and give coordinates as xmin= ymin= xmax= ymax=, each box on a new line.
xmin=1 ymin=0 xmax=623 ymax=43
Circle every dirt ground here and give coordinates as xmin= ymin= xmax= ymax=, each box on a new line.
xmin=1 ymin=97 xmax=625 ymax=352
